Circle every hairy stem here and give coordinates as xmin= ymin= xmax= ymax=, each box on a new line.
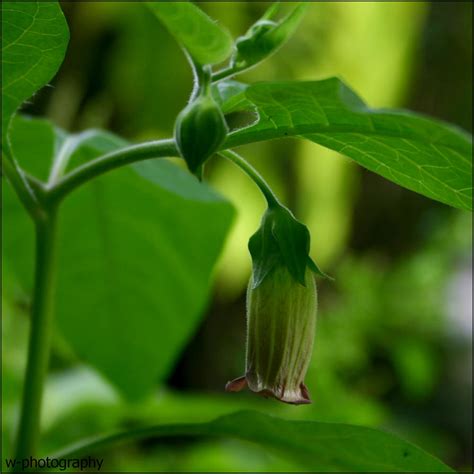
xmin=14 ymin=210 xmax=59 ymax=466
xmin=219 ymin=149 xmax=280 ymax=207
xmin=46 ymin=139 xmax=178 ymax=204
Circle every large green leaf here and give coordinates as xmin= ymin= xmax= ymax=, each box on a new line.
xmin=3 ymin=116 xmax=235 ymax=399
xmin=146 ymin=2 xmax=233 ymax=65
xmin=223 ymin=79 xmax=472 ymax=211
xmin=56 ymin=410 xmax=453 ymax=472
xmin=1 ymin=1 xmax=69 ymax=150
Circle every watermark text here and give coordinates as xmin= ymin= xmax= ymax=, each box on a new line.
xmin=5 ymin=456 xmax=104 ymax=472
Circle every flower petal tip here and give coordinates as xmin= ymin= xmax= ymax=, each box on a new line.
xmin=226 ymin=376 xmax=313 ymax=405
xmin=225 ymin=375 xmax=247 ymax=392
xmin=267 ymin=383 xmax=312 ymax=405
xmin=262 ymin=382 xmax=312 ymax=405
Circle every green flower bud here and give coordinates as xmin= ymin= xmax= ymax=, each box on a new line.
xmin=226 ymin=264 xmax=317 ymax=405
xmin=231 ymin=4 xmax=307 ymax=71
xmin=174 ymin=92 xmax=228 ymax=174
xmin=232 ymin=20 xmax=278 ymax=69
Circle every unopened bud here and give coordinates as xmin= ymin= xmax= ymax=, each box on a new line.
xmin=174 ymin=93 xmax=228 ymax=174
xmin=231 ymin=4 xmax=308 ymax=71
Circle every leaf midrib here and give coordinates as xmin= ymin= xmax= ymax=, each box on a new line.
xmin=226 ymin=123 xmax=471 ymax=155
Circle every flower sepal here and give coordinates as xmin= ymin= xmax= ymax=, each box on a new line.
xmin=248 ymin=204 xmax=329 ymax=288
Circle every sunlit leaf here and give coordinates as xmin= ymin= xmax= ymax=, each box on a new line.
xmin=146 ymin=2 xmax=233 ymax=65
xmin=223 ymin=78 xmax=473 ymax=211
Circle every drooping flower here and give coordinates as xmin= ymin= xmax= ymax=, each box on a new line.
xmin=226 ymin=264 xmax=317 ymax=404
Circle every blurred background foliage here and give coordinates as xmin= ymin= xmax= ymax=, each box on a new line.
xmin=2 ymin=2 xmax=472 ymax=472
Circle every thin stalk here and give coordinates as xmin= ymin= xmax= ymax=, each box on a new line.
xmin=212 ymin=66 xmax=239 ymax=82
xmin=2 ymin=154 xmax=44 ymax=221
xmin=219 ymin=149 xmax=280 ymax=208
xmin=13 ymin=209 xmax=59 ymax=466
xmin=185 ymin=51 xmax=211 ymax=102
xmin=24 ymin=172 xmax=48 ymax=202
xmin=46 ymin=139 xmax=178 ymax=204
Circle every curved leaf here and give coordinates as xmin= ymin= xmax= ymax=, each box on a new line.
xmin=1 ymin=1 xmax=69 ymax=151
xmin=146 ymin=2 xmax=233 ymax=65
xmin=54 ymin=410 xmax=453 ymax=472
xmin=223 ymin=78 xmax=473 ymax=211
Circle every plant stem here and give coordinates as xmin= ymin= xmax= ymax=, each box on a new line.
xmin=13 ymin=209 xmax=59 ymax=466
xmin=219 ymin=149 xmax=281 ymax=208
xmin=46 ymin=139 xmax=178 ymax=204
xmin=2 ymin=154 xmax=44 ymax=221
xmin=212 ymin=65 xmax=242 ymax=82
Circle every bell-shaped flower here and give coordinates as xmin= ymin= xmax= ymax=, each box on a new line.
xmin=226 ymin=264 xmax=317 ymax=404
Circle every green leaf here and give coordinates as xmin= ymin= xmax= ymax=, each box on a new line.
xmin=223 ymin=78 xmax=473 ymax=211
xmin=55 ymin=410 xmax=454 ymax=472
xmin=8 ymin=115 xmax=66 ymax=181
xmin=133 ymin=159 xmax=226 ymax=203
xmin=3 ymin=116 xmax=235 ymax=399
xmin=146 ymin=2 xmax=233 ymax=65
xmin=232 ymin=4 xmax=308 ymax=71
xmin=62 ymin=130 xmax=128 ymax=170
xmin=211 ymin=80 xmax=248 ymax=108
xmin=1 ymin=1 xmax=69 ymax=152
xmin=57 ymin=166 xmax=234 ymax=399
